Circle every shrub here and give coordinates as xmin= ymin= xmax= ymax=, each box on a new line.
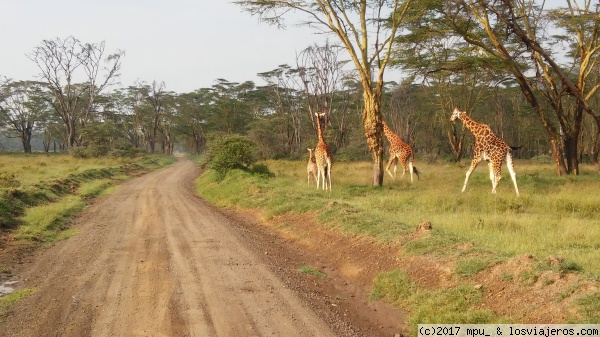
xmin=69 ymin=145 xmax=109 ymax=158
xmin=203 ymin=135 xmax=259 ymax=179
xmin=109 ymin=143 xmax=147 ymax=158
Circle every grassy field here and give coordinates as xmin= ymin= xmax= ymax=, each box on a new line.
xmin=197 ymin=159 xmax=600 ymax=277
xmin=0 ymin=153 xmax=176 ymax=242
xmin=195 ymin=158 xmax=600 ymax=328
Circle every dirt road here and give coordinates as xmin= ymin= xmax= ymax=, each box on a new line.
xmin=0 ymin=158 xmax=403 ymax=337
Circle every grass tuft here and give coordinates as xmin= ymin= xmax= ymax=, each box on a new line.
xmin=298 ymin=265 xmax=328 ymax=278
xmin=0 ymin=288 xmax=36 ymax=323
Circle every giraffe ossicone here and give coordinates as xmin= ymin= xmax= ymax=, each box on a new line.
xmin=450 ymin=107 xmax=520 ymax=196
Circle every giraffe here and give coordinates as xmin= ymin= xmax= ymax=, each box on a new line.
xmin=306 ymin=148 xmax=318 ymax=187
xmin=313 ymin=112 xmax=332 ymax=191
xmin=382 ymin=120 xmax=419 ymax=183
xmin=450 ymin=107 xmax=520 ymax=196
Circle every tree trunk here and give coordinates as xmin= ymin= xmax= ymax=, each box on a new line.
xmin=549 ymin=138 xmax=568 ymax=175
xmin=21 ymin=131 xmax=32 ymax=154
xmin=591 ymin=134 xmax=600 ymax=164
xmin=564 ymin=135 xmax=579 ymax=175
xmin=363 ymin=91 xmax=384 ymax=186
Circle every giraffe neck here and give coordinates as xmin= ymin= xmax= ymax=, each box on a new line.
xmin=316 ymin=115 xmax=325 ymax=143
xmin=459 ymin=112 xmax=483 ymax=135
xmin=382 ymin=122 xmax=394 ymax=142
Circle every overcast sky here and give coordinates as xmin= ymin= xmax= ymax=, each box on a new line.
xmin=0 ymin=0 xmax=340 ymax=93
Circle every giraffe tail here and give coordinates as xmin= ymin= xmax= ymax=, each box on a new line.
xmin=510 ymin=145 xmax=523 ymax=151
xmin=413 ymin=166 xmax=420 ymax=180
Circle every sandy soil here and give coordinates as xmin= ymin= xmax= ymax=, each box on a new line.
xmin=0 ymin=158 xmax=405 ymax=337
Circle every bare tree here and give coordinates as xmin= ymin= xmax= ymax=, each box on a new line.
xmin=295 ymin=41 xmax=353 ymax=151
xmin=235 ymin=0 xmax=413 ymax=186
xmin=28 ymin=36 xmax=124 ymax=149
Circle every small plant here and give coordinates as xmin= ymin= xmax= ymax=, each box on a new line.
xmin=0 ymin=264 xmax=11 ymax=275
xmin=574 ymin=292 xmax=600 ymax=323
xmin=456 ymin=258 xmax=491 ymax=278
xmin=298 ymin=265 xmax=327 ymax=278
xmin=558 ymin=260 xmax=583 ymax=275
xmin=370 ymin=269 xmax=414 ymax=302
xmin=501 ymin=273 xmax=514 ymax=282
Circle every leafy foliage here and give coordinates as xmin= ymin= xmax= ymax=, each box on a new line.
xmin=201 ymin=135 xmax=259 ymax=179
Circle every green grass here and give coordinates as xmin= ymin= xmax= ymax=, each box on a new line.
xmin=0 ymin=153 xmax=134 ymax=187
xmin=77 ymin=179 xmax=114 ymax=198
xmin=1 ymin=153 xmax=175 ymax=239
xmin=370 ymin=269 xmax=498 ymax=335
xmin=16 ymin=195 xmax=86 ymax=242
xmin=298 ymin=265 xmax=328 ymax=278
xmin=0 ymin=288 xmax=36 ymax=323
xmin=455 ymin=258 xmax=496 ymax=278
xmin=572 ymin=292 xmax=600 ymax=323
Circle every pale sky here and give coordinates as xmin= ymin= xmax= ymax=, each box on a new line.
xmin=0 ymin=0 xmax=338 ymax=93
xmin=1 ymin=0 xmax=567 ymax=94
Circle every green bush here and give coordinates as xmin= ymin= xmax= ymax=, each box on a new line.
xmin=202 ymin=135 xmax=259 ymax=179
xmin=109 ymin=143 xmax=147 ymax=158
xmin=69 ymin=145 xmax=109 ymax=158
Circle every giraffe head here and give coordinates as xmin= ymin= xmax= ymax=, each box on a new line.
xmin=450 ymin=107 xmax=463 ymax=122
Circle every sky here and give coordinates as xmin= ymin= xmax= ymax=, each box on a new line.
xmin=0 ymin=0 xmax=341 ymax=93
xmin=1 ymin=0 xmax=568 ymax=94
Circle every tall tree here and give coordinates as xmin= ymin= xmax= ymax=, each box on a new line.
xmin=397 ymin=0 xmax=600 ymax=175
xmin=28 ymin=36 xmax=124 ymax=149
xmin=258 ymin=65 xmax=306 ymax=155
xmin=0 ymin=80 xmax=50 ymax=153
xmin=235 ymin=0 xmax=413 ymax=186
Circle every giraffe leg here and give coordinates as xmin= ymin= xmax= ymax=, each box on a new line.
xmin=491 ymin=162 xmax=502 ymax=194
xmin=400 ymin=159 xmax=408 ymax=180
xmin=506 ymin=153 xmax=519 ymax=196
xmin=408 ymin=161 xmax=414 ymax=184
xmin=316 ymin=168 xmax=321 ymax=190
xmin=488 ymin=162 xmax=496 ymax=193
xmin=463 ymin=156 xmax=481 ymax=192
xmin=386 ymin=156 xmax=396 ymax=179
xmin=326 ymin=160 xmax=332 ymax=192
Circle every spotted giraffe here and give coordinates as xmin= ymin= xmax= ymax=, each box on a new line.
xmin=314 ymin=112 xmax=332 ymax=191
xmin=306 ymin=148 xmax=318 ymax=187
xmin=382 ymin=120 xmax=419 ymax=183
xmin=450 ymin=107 xmax=519 ymax=196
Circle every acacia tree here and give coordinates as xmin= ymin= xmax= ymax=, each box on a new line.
xmin=235 ymin=0 xmax=413 ymax=186
xmin=28 ymin=36 xmax=124 ymax=149
xmin=0 ymin=80 xmax=50 ymax=153
xmin=258 ymin=65 xmax=305 ymax=155
xmin=401 ymin=0 xmax=600 ymax=175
